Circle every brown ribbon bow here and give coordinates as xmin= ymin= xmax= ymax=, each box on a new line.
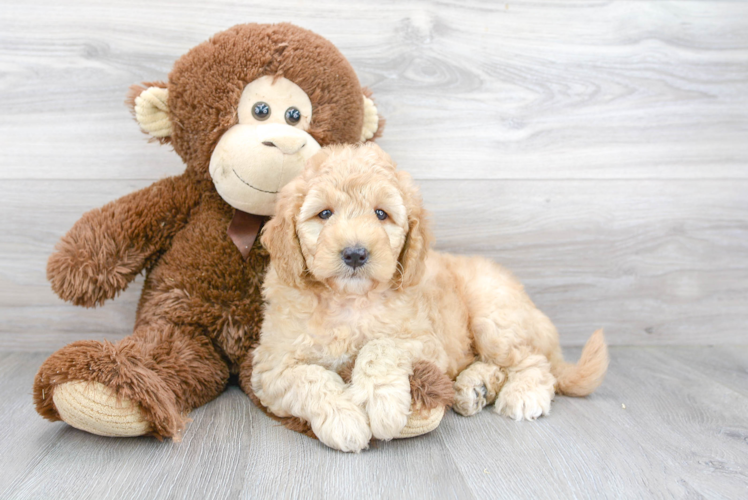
xmin=227 ymin=209 xmax=267 ymax=260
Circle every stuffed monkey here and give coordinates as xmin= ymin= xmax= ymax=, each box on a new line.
xmin=34 ymin=23 xmax=452 ymax=441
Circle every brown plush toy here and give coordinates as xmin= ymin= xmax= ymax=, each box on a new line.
xmin=33 ymin=23 xmax=453 ymax=441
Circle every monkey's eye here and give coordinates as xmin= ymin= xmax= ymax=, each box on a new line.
xmin=375 ymin=209 xmax=388 ymax=221
xmin=318 ymin=209 xmax=333 ymax=220
xmin=252 ymin=102 xmax=270 ymax=121
xmin=285 ymin=107 xmax=301 ymax=125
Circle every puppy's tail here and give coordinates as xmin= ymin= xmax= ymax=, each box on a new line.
xmin=551 ymin=329 xmax=608 ymax=397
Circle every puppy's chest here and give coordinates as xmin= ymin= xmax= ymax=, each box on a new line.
xmin=308 ymin=301 xmax=394 ymax=363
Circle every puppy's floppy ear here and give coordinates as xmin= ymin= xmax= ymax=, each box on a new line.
xmin=261 ymin=177 xmax=308 ymax=288
xmin=394 ymin=170 xmax=432 ymax=288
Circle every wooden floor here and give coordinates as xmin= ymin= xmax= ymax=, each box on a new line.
xmin=1 ymin=346 xmax=746 ymax=499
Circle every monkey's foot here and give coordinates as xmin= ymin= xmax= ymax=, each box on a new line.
xmin=394 ymin=404 xmax=445 ymax=439
xmin=53 ymin=381 xmax=151 ymax=437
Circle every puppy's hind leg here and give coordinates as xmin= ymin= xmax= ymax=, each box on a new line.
xmin=495 ymin=354 xmax=556 ymax=421
xmin=471 ymin=318 xmax=555 ymax=421
xmin=453 ymin=361 xmax=506 ymax=417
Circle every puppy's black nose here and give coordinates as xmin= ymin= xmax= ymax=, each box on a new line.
xmin=342 ymin=246 xmax=368 ymax=269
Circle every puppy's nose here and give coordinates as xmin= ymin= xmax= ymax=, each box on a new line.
xmin=261 ymin=136 xmax=306 ymax=155
xmin=342 ymin=246 xmax=368 ymax=269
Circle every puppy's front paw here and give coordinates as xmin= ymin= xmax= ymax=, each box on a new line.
xmin=312 ymin=400 xmax=372 ymax=453
xmin=365 ymin=386 xmax=411 ymax=441
xmin=495 ymin=378 xmax=554 ymax=421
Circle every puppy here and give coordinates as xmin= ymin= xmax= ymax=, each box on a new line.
xmin=252 ymin=143 xmax=608 ymax=452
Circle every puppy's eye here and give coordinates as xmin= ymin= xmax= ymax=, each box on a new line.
xmin=318 ymin=209 xmax=333 ymax=220
xmin=285 ymin=107 xmax=301 ymax=125
xmin=252 ymin=102 xmax=270 ymax=121
xmin=375 ymin=209 xmax=388 ymax=221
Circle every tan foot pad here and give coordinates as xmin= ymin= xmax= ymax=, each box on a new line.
xmin=395 ymin=406 xmax=446 ymax=439
xmin=53 ymin=381 xmax=151 ymax=437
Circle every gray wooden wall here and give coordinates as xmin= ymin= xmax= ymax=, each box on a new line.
xmin=1 ymin=0 xmax=746 ymax=350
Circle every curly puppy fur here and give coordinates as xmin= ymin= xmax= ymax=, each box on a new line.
xmin=251 ymin=144 xmax=609 ymax=452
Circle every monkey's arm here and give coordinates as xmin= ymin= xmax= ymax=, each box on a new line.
xmin=47 ymin=173 xmax=204 ymax=307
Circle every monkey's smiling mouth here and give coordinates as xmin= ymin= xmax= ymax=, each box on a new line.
xmin=232 ymin=169 xmax=278 ymax=194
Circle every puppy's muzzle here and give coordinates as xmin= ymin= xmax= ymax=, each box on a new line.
xmin=342 ymin=246 xmax=368 ymax=269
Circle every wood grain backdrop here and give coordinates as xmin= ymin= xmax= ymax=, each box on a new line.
xmin=1 ymin=0 xmax=746 ymax=349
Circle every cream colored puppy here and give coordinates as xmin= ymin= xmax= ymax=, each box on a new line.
xmin=252 ymin=143 xmax=609 ymax=452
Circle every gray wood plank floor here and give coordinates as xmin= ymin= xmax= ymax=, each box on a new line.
xmin=1 ymin=347 xmax=746 ymax=499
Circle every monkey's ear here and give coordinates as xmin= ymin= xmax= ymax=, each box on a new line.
xmin=125 ymin=81 xmax=172 ymax=142
xmin=361 ymin=88 xmax=385 ymax=142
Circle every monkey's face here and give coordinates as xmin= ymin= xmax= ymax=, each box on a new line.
xmin=129 ymin=24 xmax=384 ymax=217
xmin=208 ymin=76 xmax=322 ymax=215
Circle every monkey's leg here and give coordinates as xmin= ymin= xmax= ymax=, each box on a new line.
xmin=33 ymin=323 xmax=229 ymax=440
xmin=395 ymin=360 xmax=456 ymax=439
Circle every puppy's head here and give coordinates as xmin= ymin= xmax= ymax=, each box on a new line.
xmin=261 ymin=143 xmax=431 ymax=294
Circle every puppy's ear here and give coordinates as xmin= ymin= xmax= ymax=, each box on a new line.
xmin=394 ymin=171 xmax=432 ymax=288
xmin=261 ymin=178 xmax=308 ymax=287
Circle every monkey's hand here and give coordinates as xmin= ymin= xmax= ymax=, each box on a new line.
xmin=47 ymin=174 xmax=201 ymax=307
